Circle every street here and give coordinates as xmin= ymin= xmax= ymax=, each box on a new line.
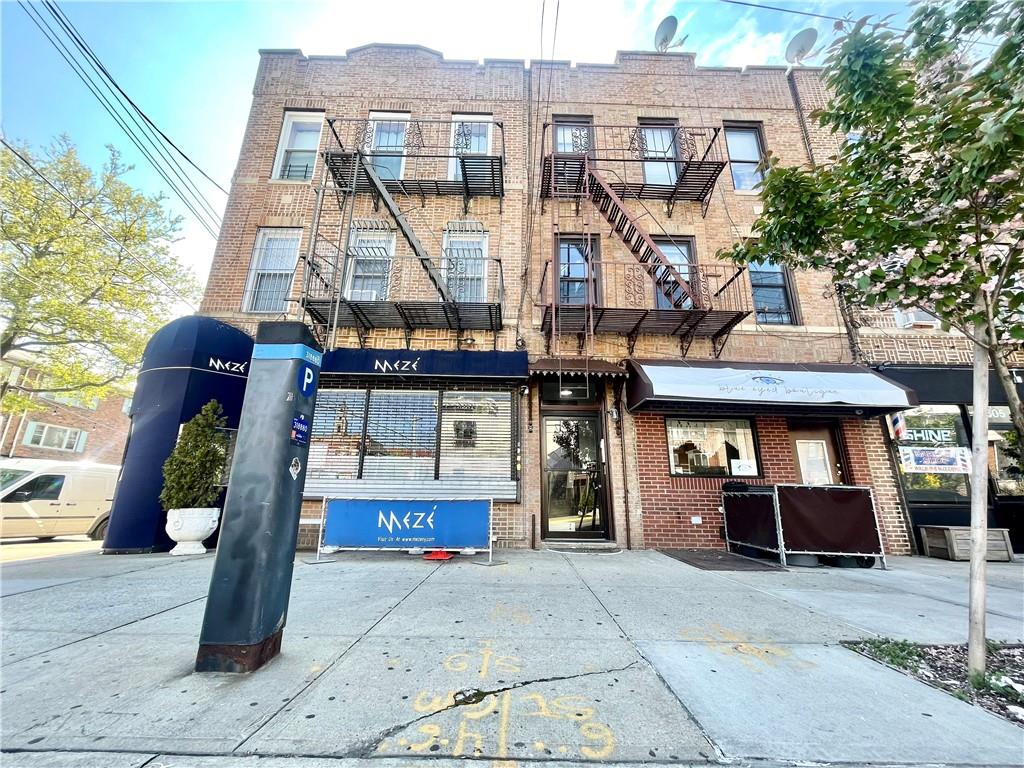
xmin=0 ymin=548 xmax=1021 ymax=767
xmin=0 ymin=536 xmax=100 ymax=564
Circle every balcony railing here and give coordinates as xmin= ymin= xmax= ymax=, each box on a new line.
xmin=323 ymin=117 xmax=506 ymax=204
xmin=540 ymin=122 xmax=726 ymax=215
xmin=301 ymin=235 xmax=504 ymax=334
xmin=537 ymin=259 xmax=750 ymax=355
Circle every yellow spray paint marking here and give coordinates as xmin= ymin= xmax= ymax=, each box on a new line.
xmin=444 ymin=640 xmax=521 ymax=680
xmin=680 ymin=625 xmax=815 ymax=671
xmin=489 ymin=601 xmax=533 ymax=625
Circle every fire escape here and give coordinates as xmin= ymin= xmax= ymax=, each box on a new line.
xmin=300 ymin=117 xmax=506 ymax=349
xmin=538 ymin=122 xmax=751 ymax=358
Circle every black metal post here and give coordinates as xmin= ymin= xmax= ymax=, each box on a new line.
xmin=195 ymin=321 xmax=323 ymax=673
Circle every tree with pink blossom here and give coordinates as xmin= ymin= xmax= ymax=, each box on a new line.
xmin=723 ymin=0 xmax=1022 ymax=677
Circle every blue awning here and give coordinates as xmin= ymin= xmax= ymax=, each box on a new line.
xmin=321 ymin=349 xmax=529 ymax=379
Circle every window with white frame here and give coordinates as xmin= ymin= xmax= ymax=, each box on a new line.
xmin=23 ymin=421 xmax=87 ymax=452
xmin=442 ymin=226 xmax=488 ymax=302
xmin=639 ymin=120 xmax=680 ymax=185
xmin=449 ymin=114 xmax=492 ymax=181
xmin=368 ymin=112 xmax=409 ymax=182
xmin=893 ymin=308 xmax=940 ymax=328
xmin=243 ymin=229 xmax=302 ymax=313
xmin=346 ymin=226 xmax=395 ymax=301
xmin=272 ymin=112 xmax=323 ymax=181
xmin=653 ymin=238 xmax=694 ymax=310
xmin=725 ymin=124 xmax=766 ymax=191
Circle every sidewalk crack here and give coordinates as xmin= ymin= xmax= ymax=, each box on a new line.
xmin=344 ymin=661 xmax=639 ymax=759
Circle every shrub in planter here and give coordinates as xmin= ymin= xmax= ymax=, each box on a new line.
xmin=160 ymin=400 xmax=229 ymax=555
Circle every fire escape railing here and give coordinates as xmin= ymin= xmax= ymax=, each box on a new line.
xmin=540 ymin=122 xmax=726 ymax=217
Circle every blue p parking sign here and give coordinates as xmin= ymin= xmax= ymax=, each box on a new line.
xmin=297 ymin=362 xmax=317 ymax=397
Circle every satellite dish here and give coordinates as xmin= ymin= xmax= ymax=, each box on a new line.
xmin=655 ymin=15 xmax=679 ymax=52
xmin=785 ymin=28 xmax=819 ymax=65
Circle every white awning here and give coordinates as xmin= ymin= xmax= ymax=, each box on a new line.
xmin=627 ymin=361 xmax=917 ymax=414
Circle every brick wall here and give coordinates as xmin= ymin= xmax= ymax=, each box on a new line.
xmin=0 ymin=368 xmax=130 ymax=465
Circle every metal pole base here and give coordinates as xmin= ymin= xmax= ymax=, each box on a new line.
xmin=195 ymin=628 xmax=283 ymax=673
xmin=472 ymin=559 xmax=508 ymax=567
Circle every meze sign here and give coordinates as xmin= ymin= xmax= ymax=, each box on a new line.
xmin=323 ymin=499 xmax=490 ymax=550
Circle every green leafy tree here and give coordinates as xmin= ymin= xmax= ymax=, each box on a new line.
xmin=722 ymin=1 xmax=1023 ymax=675
xmin=1 ymin=138 xmax=199 ymax=412
xmin=160 ymin=400 xmax=229 ymax=511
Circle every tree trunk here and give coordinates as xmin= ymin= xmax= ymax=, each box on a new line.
xmin=968 ymin=316 xmax=990 ymax=677
xmin=988 ymin=342 xmax=1024 ymax=441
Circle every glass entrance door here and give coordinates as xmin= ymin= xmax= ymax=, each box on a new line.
xmin=542 ymin=416 xmax=609 ymax=539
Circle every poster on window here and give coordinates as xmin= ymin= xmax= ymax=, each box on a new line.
xmin=898 ymin=446 xmax=972 ymax=474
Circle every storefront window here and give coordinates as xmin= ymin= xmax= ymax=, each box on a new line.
xmin=307 ymin=387 xmax=516 ymax=497
xmin=665 ymin=418 xmax=758 ymax=477
xmin=968 ymin=405 xmax=1024 ymax=497
xmin=894 ymin=405 xmax=971 ymax=504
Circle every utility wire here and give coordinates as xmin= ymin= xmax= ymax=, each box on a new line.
xmin=45 ymin=1 xmax=229 ymax=196
xmin=17 ymin=1 xmax=221 ymax=238
xmin=718 ymin=0 xmax=998 ymax=48
xmin=42 ymin=0 xmax=224 ymax=225
xmin=2 ymin=137 xmax=200 ymax=311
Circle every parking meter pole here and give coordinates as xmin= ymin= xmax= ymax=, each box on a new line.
xmin=195 ymin=322 xmax=322 ymax=673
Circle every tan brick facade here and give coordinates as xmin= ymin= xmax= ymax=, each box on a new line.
xmin=199 ymin=44 xmax=977 ymax=557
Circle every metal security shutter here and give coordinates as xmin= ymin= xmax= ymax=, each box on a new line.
xmin=305 ymin=384 xmax=518 ymax=501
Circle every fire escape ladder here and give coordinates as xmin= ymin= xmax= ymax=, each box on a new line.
xmin=585 ymin=167 xmax=696 ymax=309
xmin=359 ymin=153 xmax=454 ymax=303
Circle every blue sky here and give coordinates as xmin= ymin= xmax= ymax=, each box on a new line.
xmin=2 ymin=0 xmax=912 ymax=295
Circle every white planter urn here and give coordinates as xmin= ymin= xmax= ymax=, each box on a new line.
xmin=165 ymin=507 xmax=220 ymax=555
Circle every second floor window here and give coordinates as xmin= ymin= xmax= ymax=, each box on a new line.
xmin=749 ymin=259 xmax=795 ymax=324
xmin=450 ymin=114 xmax=492 ymax=182
xmin=725 ymin=125 xmax=766 ymax=191
xmin=368 ymin=112 xmax=409 ymax=182
xmin=553 ymin=115 xmax=594 ymax=155
xmin=653 ymin=238 xmax=694 ymax=310
xmin=272 ymin=112 xmax=322 ymax=181
xmin=639 ymin=120 xmax=679 ymax=185
xmin=24 ymin=422 xmax=86 ymax=452
xmin=244 ymin=229 xmax=302 ymax=313
xmin=558 ymin=238 xmax=598 ymax=305
xmin=346 ymin=228 xmax=395 ymax=301
xmin=443 ymin=228 xmax=488 ymax=303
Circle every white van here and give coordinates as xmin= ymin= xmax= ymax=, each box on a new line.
xmin=0 ymin=459 xmax=119 ymax=541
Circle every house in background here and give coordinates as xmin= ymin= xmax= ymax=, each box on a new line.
xmin=0 ymin=363 xmax=131 ymax=465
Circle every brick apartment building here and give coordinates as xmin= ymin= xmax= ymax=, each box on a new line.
xmin=1 ymin=364 xmax=131 ymax=465
xmin=197 ymin=43 xmax=1022 ymax=555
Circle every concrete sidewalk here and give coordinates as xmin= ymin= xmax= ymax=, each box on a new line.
xmin=1 ymin=549 xmax=1021 ymax=767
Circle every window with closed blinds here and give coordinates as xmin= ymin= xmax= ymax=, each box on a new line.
xmin=308 ymin=389 xmax=367 ymax=482
xmin=362 ymin=390 xmax=438 ymax=480
xmin=304 ymin=386 xmax=517 ymax=500
xmin=438 ymin=392 xmax=512 ymax=480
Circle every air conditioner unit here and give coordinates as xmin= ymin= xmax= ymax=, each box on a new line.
xmin=894 ymin=308 xmax=940 ymax=329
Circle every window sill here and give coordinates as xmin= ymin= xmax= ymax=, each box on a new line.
xmin=732 ymin=188 xmax=762 ymax=196
xmin=268 ymin=178 xmax=313 ymax=185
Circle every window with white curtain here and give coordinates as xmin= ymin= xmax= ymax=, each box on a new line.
xmin=368 ymin=112 xmax=409 ymax=181
xmin=243 ymin=229 xmax=302 ymax=313
xmin=272 ymin=112 xmax=322 ymax=181
xmin=442 ymin=228 xmax=488 ymax=302
xmin=24 ymin=422 xmax=87 ymax=452
xmin=346 ymin=228 xmax=395 ymax=301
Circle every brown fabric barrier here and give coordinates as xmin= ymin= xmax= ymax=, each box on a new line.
xmin=723 ymin=492 xmax=780 ymax=552
xmin=777 ymin=486 xmax=882 ymax=555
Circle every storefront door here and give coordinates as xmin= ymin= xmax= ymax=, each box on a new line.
xmin=541 ymin=415 xmax=609 ymax=539
xmin=790 ymin=424 xmax=845 ymax=485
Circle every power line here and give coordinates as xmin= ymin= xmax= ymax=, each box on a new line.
xmin=44 ymin=1 xmax=230 ymax=196
xmin=41 ymin=0 xmax=223 ymax=227
xmin=2 ymin=137 xmax=200 ymax=311
xmin=717 ymin=0 xmax=998 ymax=48
xmin=17 ymin=1 xmax=221 ymax=238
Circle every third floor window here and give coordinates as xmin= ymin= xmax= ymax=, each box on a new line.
xmin=725 ymin=125 xmax=765 ymax=191
xmin=749 ymin=259 xmax=796 ymax=325
xmin=449 ymin=114 xmax=492 ymax=182
xmin=273 ymin=112 xmax=322 ymax=181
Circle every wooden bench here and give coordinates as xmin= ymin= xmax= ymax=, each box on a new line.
xmin=920 ymin=525 xmax=1015 ymax=562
